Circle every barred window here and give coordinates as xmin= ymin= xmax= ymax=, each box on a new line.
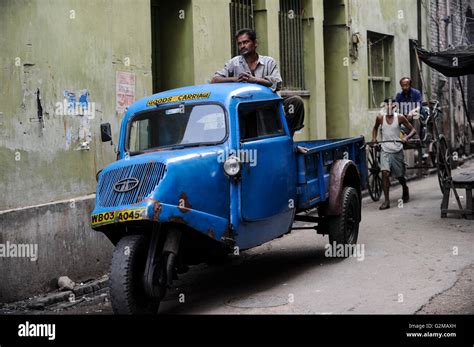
xmin=230 ymin=0 xmax=255 ymax=57
xmin=367 ymin=32 xmax=394 ymax=109
xmin=279 ymin=0 xmax=305 ymax=90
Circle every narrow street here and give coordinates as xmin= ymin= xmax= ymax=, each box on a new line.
xmin=2 ymin=161 xmax=473 ymax=315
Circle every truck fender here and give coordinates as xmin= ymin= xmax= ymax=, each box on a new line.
xmin=327 ymin=159 xmax=361 ymax=218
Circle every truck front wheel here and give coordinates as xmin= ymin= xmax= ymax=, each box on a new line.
xmin=110 ymin=234 xmax=159 ymax=314
xmin=327 ymin=187 xmax=360 ymax=247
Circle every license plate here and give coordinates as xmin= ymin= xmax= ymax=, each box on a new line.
xmin=91 ymin=208 xmax=146 ymax=226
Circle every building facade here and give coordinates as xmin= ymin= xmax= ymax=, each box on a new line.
xmin=427 ymin=0 xmax=472 ymax=156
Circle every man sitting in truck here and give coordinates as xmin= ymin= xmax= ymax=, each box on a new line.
xmin=372 ymin=97 xmax=417 ymax=210
xmin=211 ymin=28 xmax=304 ymax=137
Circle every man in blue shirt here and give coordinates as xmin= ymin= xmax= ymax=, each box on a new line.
xmin=395 ymin=77 xmax=422 ymax=122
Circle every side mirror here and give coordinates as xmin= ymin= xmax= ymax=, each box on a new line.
xmin=96 ymin=169 xmax=102 ymax=182
xmin=100 ymin=123 xmax=112 ymax=142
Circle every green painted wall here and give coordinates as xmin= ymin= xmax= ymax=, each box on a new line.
xmin=324 ymin=0 xmax=422 ymax=140
xmin=254 ymin=0 xmax=280 ymax=62
xmin=157 ymin=0 xmax=195 ymax=90
xmin=0 ymin=0 xmax=152 ymax=210
xmin=348 ymin=0 xmax=419 ymax=139
xmin=324 ymin=0 xmax=350 ymax=138
xmin=301 ymin=0 xmax=327 ymax=141
xmin=192 ymin=0 xmax=232 ymax=85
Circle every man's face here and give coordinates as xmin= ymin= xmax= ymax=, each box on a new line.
xmin=385 ymin=100 xmax=395 ymax=115
xmin=237 ymin=34 xmax=257 ymax=57
xmin=400 ymin=79 xmax=411 ymax=93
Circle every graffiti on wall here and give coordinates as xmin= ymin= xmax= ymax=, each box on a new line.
xmin=55 ymin=89 xmax=95 ymax=151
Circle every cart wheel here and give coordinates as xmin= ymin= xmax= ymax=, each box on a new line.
xmin=436 ymin=135 xmax=451 ymax=195
xmin=328 ymin=187 xmax=360 ymax=248
xmin=430 ymin=141 xmax=438 ymax=168
xmin=367 ymin=146 xmax=382 ymax=201
xmin=110 ymin=234 xmax=160 ymax=314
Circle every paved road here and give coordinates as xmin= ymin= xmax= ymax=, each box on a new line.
xmin=5 ymin=161 xmax=474 ymax=315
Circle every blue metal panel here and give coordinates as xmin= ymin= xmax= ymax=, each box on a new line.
xmin=93 ymin=145 xmax=231 ymax=238
xmin=295 ymin=136 xmax=366 ymax=210
xmin=234 ymin=210 xmax=294 ymax=250
xmin=229 ymin=96 xmax=297 ymax=247
xmin=240 ymin=136 xmax=296 ymax=221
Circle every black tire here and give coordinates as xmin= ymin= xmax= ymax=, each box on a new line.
xmin=367 ymin=146 xmax=382 ymax=201
xmin=328 ymin=187 xmax=360 ymax=247
xmin=436 ymin=135 xmax=451 ymax=195
xmin=110 ymin=234 xmax=159 ymax=314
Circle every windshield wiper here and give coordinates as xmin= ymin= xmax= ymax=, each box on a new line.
xmin=168 ymin=145 xmax=186 ymax=150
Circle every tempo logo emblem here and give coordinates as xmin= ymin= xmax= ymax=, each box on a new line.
xmin=18 ymin=321 xmax=56 ymax=341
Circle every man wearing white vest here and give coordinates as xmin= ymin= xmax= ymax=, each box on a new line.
xmin=372 ymin=97 xmax=417 ymax=210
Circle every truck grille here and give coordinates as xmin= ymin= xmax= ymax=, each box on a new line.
xmin=97 ymin=162 xmax=167 ymax=207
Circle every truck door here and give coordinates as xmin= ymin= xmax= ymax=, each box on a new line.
xmin=238 ymin=100 xmax=297 ymax=221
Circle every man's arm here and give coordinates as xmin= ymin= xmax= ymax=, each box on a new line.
xmin=233 ymin=57 xmax=282 ymax=90
xmin=372 ymin=115 xmax=382 ymax=142
xmin=237 ymin=73 xmax=273 ymax=87
xmin=211 ymin=75 xmax=238 ymax=83
xmin=212 ymin=73 xmax=272 ymax=86
xmin=211 ymin=60 xmax=237 ymax=84
xmin=399 ymin=115 xmax=417 ymax=141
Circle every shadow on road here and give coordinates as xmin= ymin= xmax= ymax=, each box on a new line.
xmin=160 ymin=241 xmax=344 ymax=313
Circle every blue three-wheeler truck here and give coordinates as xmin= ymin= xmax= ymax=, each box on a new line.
xmin=92 ymin=83 xmax=367 ymax=314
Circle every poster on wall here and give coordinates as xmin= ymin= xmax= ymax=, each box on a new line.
xmin=116 ymin=71 xmax=135 ymax=114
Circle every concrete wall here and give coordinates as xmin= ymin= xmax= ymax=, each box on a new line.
xmin=0 ymin=196 xmax=113 ymax=303
xmin=0 ymin=0 xmax=151 ymax=302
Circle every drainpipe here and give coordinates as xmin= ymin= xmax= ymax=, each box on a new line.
xmin=437 ymin=0 xmax=440 ymax=50
xmin=446 ymin=0 xmax=455 ymax=149
xmin=417 ymin=0 xmax=422 ymax=46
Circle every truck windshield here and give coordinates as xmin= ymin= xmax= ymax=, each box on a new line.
xmin=127 ymin=104 xmax=226 ymax=154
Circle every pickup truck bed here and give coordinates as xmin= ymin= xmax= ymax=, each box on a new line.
xmin=295 ymin=136 xmax=367 ymax=210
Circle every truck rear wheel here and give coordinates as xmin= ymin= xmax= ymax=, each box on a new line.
xmin=328 ymin=187 xmax=360 ymax=247
xmin=110 ymin=234 xmax=159 ymax=314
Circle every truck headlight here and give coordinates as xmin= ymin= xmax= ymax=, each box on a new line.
xmin=223 ymin=156 xmax=241 ymax=176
